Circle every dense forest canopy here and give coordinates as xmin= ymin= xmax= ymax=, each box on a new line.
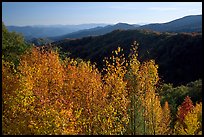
xmin=2 ymin=22 xmax=202 ymax=135
xmin=52 ymin=29 xmax=202 ymax=86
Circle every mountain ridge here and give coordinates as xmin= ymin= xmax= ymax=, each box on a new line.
xmin=138 ymin=15 xmax=202 ymax=32
xmin=50 ymin=22 xmax=138 ymax=41
xmin=6 ymin=23 xmax=111 ymax=40
xmin=6 ymin=15 xmax=202 ymax=42
xmin=50 ymin=14 xmax=202 ymax=41
xmin=51 ymin=29 xmax=202 ymax=86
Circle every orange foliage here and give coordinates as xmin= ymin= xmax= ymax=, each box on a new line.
xmin=3 ymin=42 xmax=200 ymax=135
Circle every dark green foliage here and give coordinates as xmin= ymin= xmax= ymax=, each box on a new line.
xmin=158 ymin=80 xmax=202 ymax=107
xmin=52 ymin=29 xmax=202 ymax=86
xmin=157 ymin=79 xmax=202 ymax=128
xmin=28 ymin=37 xmax=53 ymax=46
xmin=2 ymin=22 xmax=31 ymax=66
xmin=153 ymin=33 xmax=202 ymax=86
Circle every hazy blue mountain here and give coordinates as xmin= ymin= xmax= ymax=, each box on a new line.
xmin=137 ymin=15 xmax=202 ymax=32
xmin=50 ymin=15 xmax=202 ymax=41
xmin=50 ymin=23 xmax=139 ymax=41
xmin=6 ymin=23 xmax=110 ymax=40
xmin=6 ymin=15 xmax=202 ymax=42
xmin=133 ymin=24 xmax=141 ymax=27
xmin=32 ymin=23 xmax=109 ymax=28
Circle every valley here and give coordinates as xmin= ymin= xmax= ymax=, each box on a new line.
xmin=2 ymin=2 xmax=202 ymax=134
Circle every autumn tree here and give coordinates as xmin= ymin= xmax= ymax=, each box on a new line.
xmin=3 ymin=40 xmax=196 ymax=135
xmin=137 ymin=60 xmax=164 ymax=135
xmin=2 ymin=60 xmax=21 ymax=134
xmin=125 ymin=41 xmax=144 ymax=135
xmin=161 ymin=101 xmax=172 ymax=134
xmin=125 ymin=41 xmax=171 ymax=135
xmin=62 ymin=58 xmax=104 ymax=135
xmin=3 ymin=47 xmax=77 ymax=135
xmin=97 ymin=47 xmax=129 ymax=135
xmin=174 ymin=96 xmax=202 ymax=135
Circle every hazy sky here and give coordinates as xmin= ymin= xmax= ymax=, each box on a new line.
xmin=2 ymin=2 xmax=202 ymax=26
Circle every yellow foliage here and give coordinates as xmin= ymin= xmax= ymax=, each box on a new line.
xmin=3 ymin=42 xmax=199 ymax=135
xmin=126 ymin=41 xmax=170 ymax=135
xmin=161 ymin=101 xmax=171 ymax=135
xmin=174 ymin=100 xmax=202 ymax=135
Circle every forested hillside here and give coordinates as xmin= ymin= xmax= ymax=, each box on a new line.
xmin=2 ymin=22 xmax=202 ymax=135
xmin=52 ymin=29 xmax=202 ymax=86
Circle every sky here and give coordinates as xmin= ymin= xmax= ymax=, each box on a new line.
xmin=2 ymin=2 xmax=202 ymax=26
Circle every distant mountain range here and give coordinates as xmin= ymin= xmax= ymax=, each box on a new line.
xmin=50 ymin=15 xmax=202 ymax=41
xmin=6 ymin=23 xmax=110 ymax=40
xmin=50 ymin=23 xmax=139 ymax=41
xmin=6 ymin=15 xmax=202 ymax=42
xmin=138 ymin=15 xmax=202 ymax=32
